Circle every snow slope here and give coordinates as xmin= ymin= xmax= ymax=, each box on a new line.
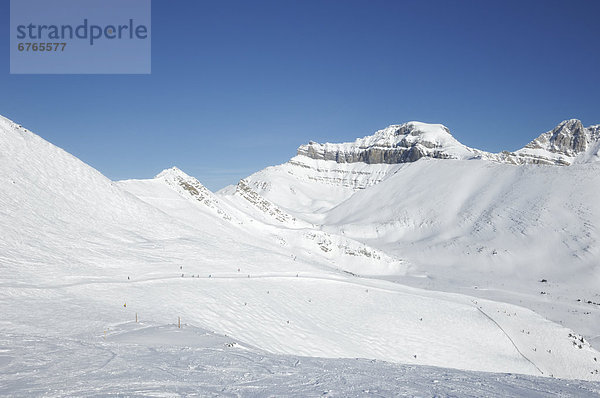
xmin=217 ymin=156 xmax=404 ymax=227
xmin=323 ymin=158 xmax=600 ymax=272
xmin=119 ymin=167 xmax=406 ymax=276
xmin=4 ymin=322 xmax=600 ymax=397
xmin=316 ymin=158 xmax=600 ymax=339
xmin=227 ymin=120 xmax=600 ymax=357
xmin=2 ymin=114 xmax=600 ymax=396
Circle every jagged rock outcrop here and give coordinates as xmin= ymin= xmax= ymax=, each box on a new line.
xmin=235 ymin=178 xmax=298 ymax=224
xmin=509 ymin=119 xmax=600 ymax=165
xmin=527 ymin=119 xmax=589 ymax=155
xmin=156 ymin=167 xmax=233 ymax=221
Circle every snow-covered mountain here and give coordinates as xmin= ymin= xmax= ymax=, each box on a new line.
xmin=296 ymin=119 xmax=600 ymax=167
xmin=297 ymin=121 xmax=488 ymax=164
xmin=218 ymin=118 xmax=600 ymax=351
xmin=511 ymin=119 xmax=600 ymax=165
xmin=230 ymin=119 xmax=600 ymax=221
xmin=2 ymin=114 xmax=600 ymax=395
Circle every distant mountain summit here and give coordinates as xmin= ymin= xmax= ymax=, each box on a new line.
xmin=297 ymin=119 xmax=600 ymax=166
xmin=297 ymin=122 xmax=483 ymax=164
xmin=513 ymin=119 xmax=600 ymax=165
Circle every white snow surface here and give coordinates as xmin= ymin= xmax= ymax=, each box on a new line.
xmin=2 ymin=114 xmax=600 ymax=395
xmin=4 ymin=322 xmax=600 ymax=397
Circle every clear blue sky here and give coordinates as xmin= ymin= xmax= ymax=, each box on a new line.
xmin=1 ymin=0 xmax=599 ymax=190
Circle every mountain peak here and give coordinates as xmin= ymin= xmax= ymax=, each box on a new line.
xmin=557 ymin=118 xmax=584 ymax=127
xmin=297 ymin=121 xmax=477 ymax=164
xmin=551 ymin=119 xmax=586 ymax=141
xmin=517 ymin=119 xmax=598 ymax=163
xmin=150 ymin=165 xmax=235 ymax=220
xmin=365 ymin=121 xmax=457 ymax=149
xmin=155 ymin=166 xmax=190 ymax=180
xmin=384 ymin=121 xmax=451 ymax=135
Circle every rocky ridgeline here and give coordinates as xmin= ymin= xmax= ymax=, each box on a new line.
xmin=297 ymin=119 xmax=600 ymax=167
xmin=156 ymin=167 xmax=233 ymax=221
xmin=234 ymin=179 xmax=297 ymax=224
xmin=298 ymin=141 xmax=459 ymax=164
xmin=509 ymin=119 xmax=600 ymax=165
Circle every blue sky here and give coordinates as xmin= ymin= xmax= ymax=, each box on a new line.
xmin=1 ymin=0 xmax=599 ymax=190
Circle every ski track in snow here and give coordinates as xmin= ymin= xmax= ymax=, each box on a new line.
xmin=475 ymin=306 xmax=544 ymax=376
xmin=2 ymin=324 xmax=600 ymax=397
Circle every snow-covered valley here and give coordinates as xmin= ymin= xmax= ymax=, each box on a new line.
xmin=2 ymin=114 xmax=600 ymax=396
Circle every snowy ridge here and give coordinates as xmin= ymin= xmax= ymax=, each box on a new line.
xmin=232 ymin=178 xmax=305 ymax=226
xmin=154 ymin=166 xmax=234 ymax=221
xmin=226 ymin=156 xmax=403 ymax=224
xmin=237 ymin=119 xmax=600 ymax=222
xmin=296 ymin=119 xmax=600 ymax=167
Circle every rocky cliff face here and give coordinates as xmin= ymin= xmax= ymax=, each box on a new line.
xmin=297 ymin=122 xmax=483 ymax=164
xmin=234 ymin=178 xmax=299 ymax=225
xmin=297 ymin=120 xmax=600 ymax=167
xmin=532 ymin=119 xmax=589 ymax=154
xmin=511 ymin=119 xmax=600 ymax=165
